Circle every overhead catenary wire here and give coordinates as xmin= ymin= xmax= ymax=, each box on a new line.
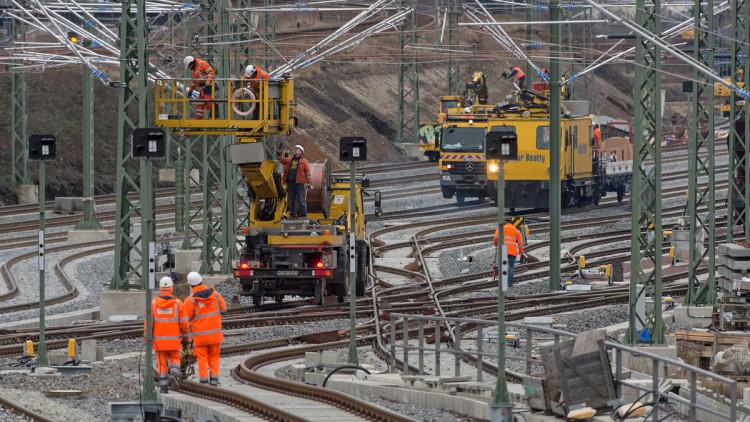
xmin=270 ymin=0 xmax=403 ymax=76
xmin=579 ymin=0 xmax=749 ymax=98
xmin=568 ymin=0 xmax=732 ymax=85
xmin=466 ymin=0 xmax=549 ymax=81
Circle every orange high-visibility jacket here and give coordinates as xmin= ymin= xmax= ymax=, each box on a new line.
xmin=281 ymin=156 xmax=313 ymax=185
xmin=593 ymin=127 xmax=602 ymax=150
xmin=241 ymin=68 xmax=270 ymax=91
xmin=184 ymin=285 xmax=227 ymax=346
xmin=509 ymin=67 xmax=525 ymax=80
xmin=493 ymin=223 xmax=524 ymax=257
xmin=144 ymin=294 xmax=190 ymax=351
xmin=190 ymin=58 xmax=215 ymax=90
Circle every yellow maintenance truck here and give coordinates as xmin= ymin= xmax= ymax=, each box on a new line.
xmin=154 ymin=77 xmax=368 ymax=305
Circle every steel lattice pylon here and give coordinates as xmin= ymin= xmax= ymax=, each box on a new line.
xmin=727 ymin=0 xmax=750 ymax=242
xmin=436 ymin=0 xmax=461 ymax=95
xmin=218 ymin=0 xmax=238 ymax=273
xmin=111 ymin=0 xmax=152 ymax=290
xmin=397 ymin=0 xmax=420 ymax=144
xmin=686 ymin=0 xmax=717 ymax=306
xmin=582 ymin=6 xmax=595 ymax=111
xmin=198 ymin=0 xmax=231 ymax=275
xmin=263 ymin=0 xmax=278 ymax=160
xmin=11 ymin=1 xmax=29 ymax=186
xmin=626 ymin=0 xmax=665 ymax=344
xmin=234 ymin=0 xmax=253 ymax=235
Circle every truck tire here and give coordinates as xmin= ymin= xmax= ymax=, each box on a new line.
xmin=617 ymin=185 xmax=625 ymax=202
xmin=275 ymin=295 xmax=284 ymax=304
xmin=441 ymin=186 xmax=453 ymax=199
xmin=252 ymin=294 xmax=262 ymax=306
xmin=456 ymin=192 xmax=466 ymax=205
xmin=330 ymin=281 xmax=346 ymax=303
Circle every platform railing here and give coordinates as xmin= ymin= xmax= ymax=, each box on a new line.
xmin=388 ymin=313 xmax=739 ymax=421
xmin=153 ymin=77 xmax=295 ymax=135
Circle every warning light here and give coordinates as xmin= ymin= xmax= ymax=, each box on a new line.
xmin=315 ymin=261 xmax=325 ymax=269
xmin=67 ymin=31 xmax=79 ymax=43
xmin=239 ymin=262 xmax=250 ymax=270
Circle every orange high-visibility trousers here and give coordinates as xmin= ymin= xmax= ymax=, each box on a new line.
xmin=194 ymin=343 xmax=221 ymax=383
xmin=195 ymin=91 xmax=212 ymax=120
xmin=155 ymin=349 xmax=180 ymax=388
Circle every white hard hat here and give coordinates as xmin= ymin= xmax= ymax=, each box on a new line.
xmin=159 ymin=276 xmax=173 ymax=288
xmin=245 ymin=64 xmax=256 ymax=77
xmin=187 ymin=271 xmax=202 ymax=286
xmin=183 ymin=56 xmax=195 ymax=68
xmin=293 ymin=144 xmax=304 ymax=153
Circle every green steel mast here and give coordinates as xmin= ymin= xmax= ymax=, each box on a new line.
xmin=626 ymin=0 xmax=665 ymax=345
xmin=686 ymin=0 xmax=717 ymax=306
xmin=198 ymin=0 xmax=229 ymax=275
xmin=11 ymin=1 xmax=30 ymax=186
xmin=726 ymin=0 xmax=750 ymax=242
xmin=111 ymin=0 xmax=152 ymax=289
xmin=397 ymin=0 xmax=420 ymax=144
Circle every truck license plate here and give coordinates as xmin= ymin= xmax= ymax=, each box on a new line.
xmin=276 ymin=270 xmax=299 ymax=276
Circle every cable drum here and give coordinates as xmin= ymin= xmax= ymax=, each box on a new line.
xmin=307 ymin=160 xmax=331 ymax=218
xmin=231 ymin=87 xmax=256 ymax=117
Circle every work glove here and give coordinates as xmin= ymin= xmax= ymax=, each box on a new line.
xmin=519 ymin=254 xmax=527 ymax=264
xmin=187 ymin=89 xmax=194 ymax=98
xmin=306 ymin=183 xmax=313 ymax=190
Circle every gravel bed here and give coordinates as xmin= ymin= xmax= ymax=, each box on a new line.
xmin=0 ymin=356 xmax=143 ymax=422
xmin=0 ymin=156 xmax=718 ymax=420
xmin=357 ymin=395 xmax=484 ymax=421
xmin=0 ymin=248 xmax=115 ymax=325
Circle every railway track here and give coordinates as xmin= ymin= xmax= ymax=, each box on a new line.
xmin=0 ymin=146 xmax=735 ymax=420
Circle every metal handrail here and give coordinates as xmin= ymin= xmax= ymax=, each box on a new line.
xmin=387 ymin=313 xmax=739 ymax=421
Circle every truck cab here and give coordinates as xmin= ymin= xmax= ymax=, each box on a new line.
xmin=439 ymin=116 xmax=489 ymax=204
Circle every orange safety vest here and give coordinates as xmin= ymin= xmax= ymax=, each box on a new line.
xmin=510 ymin=67 xmax=525 ymax=80
xmin=281 ymin=156 xmax=313 ymax=185
xmin=184 ymin=285 xmax=227 ymax=346
xmin=190 ymin=58 xmax=215 ymax=90
xmin=593 ymin=127 xmax=602 ymax=150
xmin=145 ymin=295 xmax=190 ymax=351
xmin=241 ymin=68 xmax=270 ymax=91
xmin=493 ymin=224 xmax=524 ymax=257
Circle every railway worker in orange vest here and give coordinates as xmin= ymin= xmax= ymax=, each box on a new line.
xmin=184 ymin=271 xmax=227 ymax=386
xmin=504 ymin=66 xmax=526 ymax=90
xmin=145 ymin=276 xmax=190 ymax=394
xmin=184 ymin=55 xmax=215 ymax=120
xmin=281 ymin=145 xmax=313 ymax=218
xmin=493 ymin=223 xmax=525 ymax=287
xmin=593 ymin=125 xmax=603 ymax=151
xmin=241 ymin=64 xmax=270 ymax=95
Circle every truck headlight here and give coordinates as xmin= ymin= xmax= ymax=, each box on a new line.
xmin=488 ymin=162 xmax=499 ymax=173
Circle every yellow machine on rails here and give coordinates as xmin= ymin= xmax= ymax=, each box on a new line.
xmin=485 ymin=86 xmax=631 ymax=210
xmin=418 ymin=72 xmax=489 ymax=164
xmin=716 ymin=68 xmax=745 ymax=117
xmin=422 ymin=72 xmax=499 ymax=204
xmin=154 ymin=77 xmax=368 ymax=305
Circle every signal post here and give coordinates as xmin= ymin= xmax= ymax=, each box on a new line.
xmin=28 ymin=134 xmax=57 ymax=367
xmin=340 ymin=137 xmax=367 ymax=365
xmin=486 ymin=130 xmax=518 ymax=422
xmin=132 ymin=128 xmax=166 ymax=402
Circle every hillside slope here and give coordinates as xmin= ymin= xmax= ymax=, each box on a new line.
xmin=0 ymin=56 xmax=635 ymax=206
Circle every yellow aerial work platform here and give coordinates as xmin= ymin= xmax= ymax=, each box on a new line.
xmin=153 ymin=77 xmax=296 ymax=136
